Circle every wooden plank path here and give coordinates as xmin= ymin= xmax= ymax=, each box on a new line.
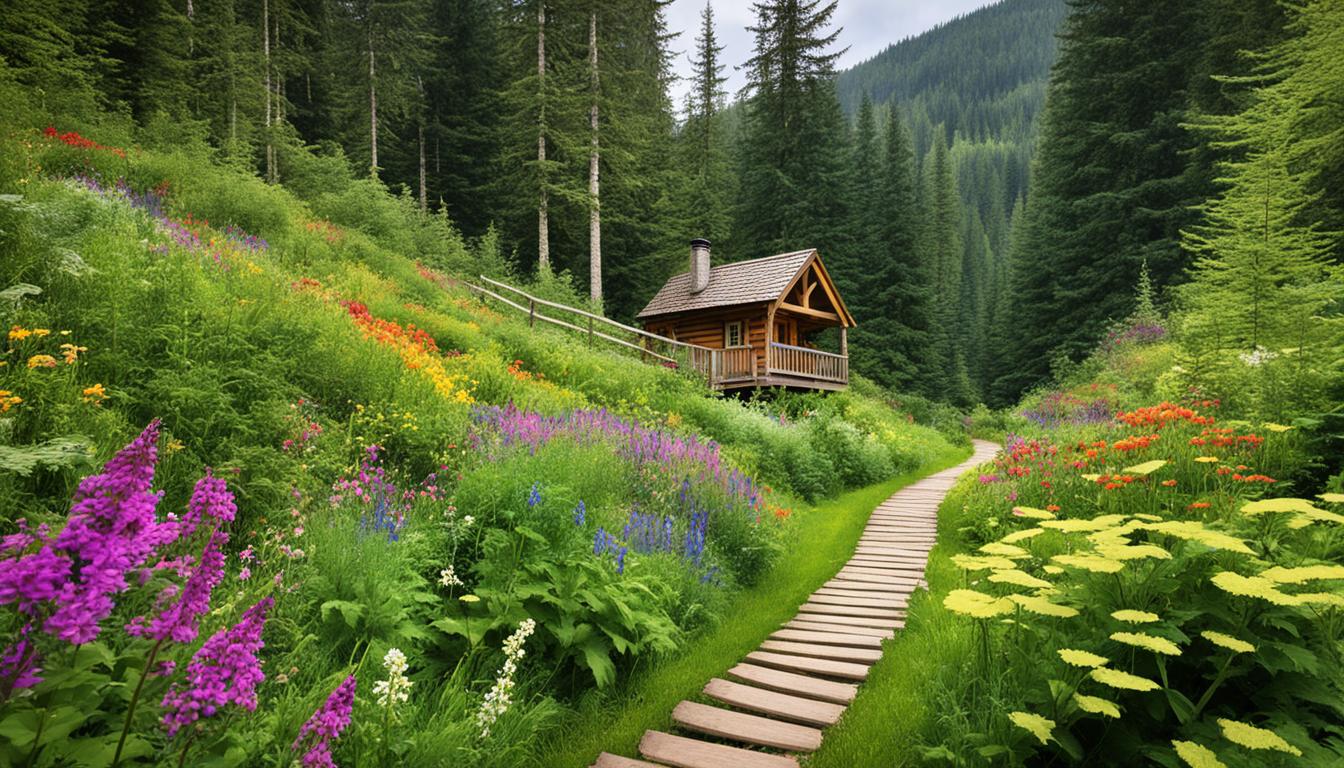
xmin=591 ymin=440 xmax=999 ymax=768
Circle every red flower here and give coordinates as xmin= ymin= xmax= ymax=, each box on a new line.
xmin=1161 ymin=479 xmax=1177 ymax=487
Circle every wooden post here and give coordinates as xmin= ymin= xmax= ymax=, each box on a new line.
xmin=529 ymin=299 xmax=536 ymax=329
xmin=840 ymin=326 xmax=848 ymax=356
xmin=764 ymin=306 xmax=775 ymax=377
xmin=587 ymin=316 xmax=594 ymax=346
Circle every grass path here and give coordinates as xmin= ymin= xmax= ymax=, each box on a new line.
xmin=538 ymin=444 xmax=973 ymax=768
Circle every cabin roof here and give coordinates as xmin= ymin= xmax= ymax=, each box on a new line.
xmin=636 ymin=249 xmax=815 ymax=319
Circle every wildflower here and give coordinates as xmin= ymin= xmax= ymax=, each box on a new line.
xmin=1051 ymin=554 xmax=1124 ymax=574
xmin=527 ymin=483 xmax=542 ymax=508
xmin=8 ymin=327 xmax=32 ymax=342
xmin=26 ymin=354 xmax=57 ymax=369
xmin=1073 ymin=693 xmax=1120 ymax=718
xmin=372 ymin=648 xmax=412 ymax=708
xmin=1260 ymin=564 xmax=1344 ymax=584
xmin=1009 ymin=594 xmax=1078 ymax=618
xmin=127 ymin=529 xmax=228 ymax=643
xmin=1089 ymin=666 xmax=1160 ymax=691
xmin=1110 ymin=631 xmax=1181 ymax=655
xmin=1201 ymin=631 xmax=1255 ymax=654
xmin=181 ymin=469 xmax=237 ymax=537
xmin=951 ymin=554 xmax=1017 ymax=572
xmin=1194 ymin=456 xmax=1219 ymax=463
xmin=1111 ymin=609 xmax=1159 ymax=624
xmin=988 ymin=570 xmax=1052 ymax=590
xmin=1057 ymin=648 xmax=1108 ymax=668
xmin=439 ymin=565 xmax=463 ymax=588
xmin=1001 ymin=528 xmax=1042 ymax=544
xmin=1161 ymin=479 xmax=1177 ymax=487
xmin=0 ymin=625 xmax=43 ymax=691
xmin=1187 ymin=502 xmax=1211 ymax=510
xmin=1045 ymin=504 xmax=1060 ymax=512
xmin=572 ymin=500 xmax=586 ymax=526
xmin=161 ymin=596 xmax=273 ymax=736
xmin=1210 ymin=572 xmax=1301 ymax=605
xmin=60 ymin=343 xmax=87 ymax=364
xmin=1217 ymin=719 xmax=1301 ymax=756
xmin=238 ymin=567 xmax=251 ymax=581
xmin=1011 ymin=506 xmax=1055 ymax=520
xmin=476 ymin=619 xmax=536 ymax=738
xmin=1008 ymin=711 xmax=1054 ymax=745
xmin=0 ymin=391 xmax=21 ymax=413
xmin=1172 ymin=740 xmax=1227 ymax=768
xmin=462 ymin=515 xmax=475 ymax=527
xmin=459 ymin=594 xmax=480 ymax=604
xmin=943 ymin=589 xmax=1013 ymax=618
xmin=293 ymin=675 xmax=356 ymax=768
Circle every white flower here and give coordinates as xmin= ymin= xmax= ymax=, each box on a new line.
xmin=373 ymin=647 xmax=413 ymax=707
xmin=1239 ymin=346 xmax=1277 ymax=367
xmin=475 ymin=619 xmax=537 ymax=738
xmin=439 ymin=566 xmax=463 ymax=588
xmin=462 ymin=515 xmax=475 ymax=527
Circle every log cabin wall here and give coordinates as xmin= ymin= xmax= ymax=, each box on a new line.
xmin=647 ymin=304 xmax=771 ymax=375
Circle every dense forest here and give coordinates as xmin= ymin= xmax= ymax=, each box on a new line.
xmin=2 ymin=0 xmax=1340 ymax=408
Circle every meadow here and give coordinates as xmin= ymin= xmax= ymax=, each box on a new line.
xmin=0 ymin=119 xmax=961 ymax=767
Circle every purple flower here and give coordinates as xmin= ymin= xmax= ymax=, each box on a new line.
xmin=127 ymin=529 xmax=228 ymax=644
xmin=182 ymin=469 xmax=237 ymax=536
xmin=293 ymin=675 xmax=356 ymax=768
xmin=0 ymin=625 xmax=42 ymax=692
xmin=0 ymin=421 xmax=176 ymax=645
xmin=161 ymin=596 xmax=273 ymax=737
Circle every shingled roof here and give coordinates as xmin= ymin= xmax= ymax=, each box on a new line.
xmin=637 ymin=249 xmax=815 ymax=319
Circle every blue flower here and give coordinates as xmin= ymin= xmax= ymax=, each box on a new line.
xmin=527 ymin=482 xmax=542 ymax=508
xmin=573 ymin=500 xmax=586 ymax=526
xmin=616 ymin=546 xmax=627 ymax=575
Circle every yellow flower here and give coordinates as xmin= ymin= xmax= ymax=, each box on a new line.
xmin=1051 ymin=553 xmax=1125 ymax=574
xmin=1097 ymin=543 xmax=1171 ymax=561
xmin=1210 ymin=572 xmax=1302 ymax=606
xmin=1295 ymin=592 xmax=1344 ymax=607
xmin=1262 ymin=422 xmax=1292 ymax=433
xmin=1008 ymin=711 xmax=1054 ymax=745
xmin=1089 ymin=667 xmax=1160 ymax=691
xmin=979 ymin=542 xmax=1029 ymax=559
xmin=0 ymin=391 xmax=22 ymax=413
xmin=1110 ymin=631 xmax=1181 ymax=655
xmin=1242 ymin=497 xmax=1322 ymax=516
xmin=1073 ymin=693 xmax=1120 ymax=718
xmin=1172 ymin=740 xmax=1227 ymax=768
xmin=943 ymin=589 xmax=1014 ymax=619
xmin=1001 ymin=527 xmax=1044 ymax=543
xmin=1260 ymin=564 xmax=1344 ymax=584
xmin=1194 ymin=456 xmax=1220 ymax=463
xmin=8 ymin=326 xmax=32 ymax=342
xmin=32 ymin=329 xmax=50 ymax=337
xmin=1042 ymin=518 xmax=1117 ymax=533
xmin=1216 ymin=719 xmax=1302 ymax=756
xmin=1057 ymin=648 xmax=1108 ymax=668
xmin=988 ymin=570 xmax=1053 ymax=590
xmin=1319 ymin=492 xmax=1344 ymax=503
xmin=1123 ymin=459 xmax=1167 ymax=476
xmin=1143 ymin=521 xmax=1253 ymax=554
xmin=1009 ymin=594 xmax=1079 ymax=618
xmin=1201 ymin=631 xmax=1254 ymax=654
xmin=82 ymin=383 xmax=107 ymax=404
xmin=60 ymin=343 xmax=87 ymax=364
xmin=1042 ymin=565 xmax=1065 ymax=575
xmin=1011 ymin=506 xmax=1056 ymax=520
xmin=1111 ymin=609 xmax=1160 ymax=624
xmin=458 ymin=594 xmax=481 ymax=604
xmin=26 ymin=354 xmax=57 ymax=369
xmin=1132 ymin=513 xmax=1163 ymax=521
xmin=952 ymin=554 xmax=1018 ymax=571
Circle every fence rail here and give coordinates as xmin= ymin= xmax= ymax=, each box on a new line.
xmin=769 ymin=342 xmax=848 ymax=383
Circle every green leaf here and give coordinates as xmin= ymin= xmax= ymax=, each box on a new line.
xmin=320 ymin=599 xmax=366 ymax=629
xmin=579 ymin=636 xmax=615 ymax=687
xmin=0 ymin=709 xmax=42 ymax=748
xmin=0 ymin=437 xmax=94 ymax=477
xmin=0 ymin=283 xmax=41 ymax=308
xmin=1165 ymin=688 xmax=1196 ymax=724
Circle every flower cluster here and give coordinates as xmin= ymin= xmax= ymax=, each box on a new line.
xmin=344 ymin=301 xmax=474 ymax=404
xmin=372 ymin=647 xmax=412 ymax=708
xmin=1021 ymin=389 xmax=1116 ymax=429
xmin=475 ymin=619 xmax=536 ymax=738
xmin=1117 ymin=402 xmax=1214 ymax=429
xmin=43 ymin=125 xmax=127 ymax=158
xmin=161 ymin=596 xmax=273 ymax=736
xmin=282 ymin=398 xmax=324 ymax=454
xmin=293 ymin=675 xmax=356 ymax=768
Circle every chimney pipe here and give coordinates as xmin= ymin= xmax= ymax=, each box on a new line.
xmin=689 ymin=238 xmax=710 ymax=293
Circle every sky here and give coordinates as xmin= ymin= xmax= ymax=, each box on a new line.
xmin=664 ymin=0 xmax=995 ymax=112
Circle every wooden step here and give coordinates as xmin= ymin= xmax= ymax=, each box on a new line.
xmin=638 ymin=730 xmax=798 ymax=768
xmin=814 ymin=587 xmax=910 ymax=601
xmin=592 ymin=753 xmax=668 ymax=768
xmin=808 ymin=593 xmax=907 ymax=610
xmin=745 ymin=651 xmax=869 ymax=681
xmin=801 ymin=602 xmax=906 ymax=619
xmin=702 ymin=678 xmax=845 ymax=727
xmin=770 ymin=628 xmax=884 ymax=648
xmin=785 ymin=619 xmax=894 ymax=638
xmin=822 ymin=579 xmax=912 ymax=593
xmin=759 ymin=640 xmax=883 ymax=664
xmin=796 ymin=611 xmax=904 ymax=629
xmin=727 ymin=663 xmax=858 ymax=704
xmin=671 ymin=700 xmax=823 ymax=752
xmin=839 ymin=565 xmax=924 ymax=578
xmin=833 ymin=571 xmax=920 ymax=586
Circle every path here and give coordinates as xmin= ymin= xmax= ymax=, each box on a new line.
xmin=590 ymin=439 xmax=1000 ymax=768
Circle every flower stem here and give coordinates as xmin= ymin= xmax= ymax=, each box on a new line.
xmin=177 ymin=733 xmax=198 ymax=768
xmin=1191 ymin=656 xmax=1233 ymax=720
xmin=113 ymin=637 xmax=165 ymax=767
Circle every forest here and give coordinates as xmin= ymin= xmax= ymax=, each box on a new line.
xmin=1 ymin=0 xmax=1342 ymax=766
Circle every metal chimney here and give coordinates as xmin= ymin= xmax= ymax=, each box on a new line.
xmin=689 ymin=238 xmax=711 ymax=293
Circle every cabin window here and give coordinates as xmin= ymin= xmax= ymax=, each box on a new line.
xmin=724 ymin=321 xmax=743 ymax=348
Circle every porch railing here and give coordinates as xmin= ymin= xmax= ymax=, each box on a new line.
xmin=768 ymin=342 xmax=848 ymax=384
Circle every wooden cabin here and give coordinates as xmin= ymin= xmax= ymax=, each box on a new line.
xmin=637 ymin=239 xmax=855 ymax=391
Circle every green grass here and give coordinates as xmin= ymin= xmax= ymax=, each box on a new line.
xmin=538 ymin=443 xmax=972 ymax=768
xmin=808 ymin=472 xmax=985 ymax=768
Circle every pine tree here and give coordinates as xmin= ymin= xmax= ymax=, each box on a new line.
xmin=921 ymin=130 xmax=963 ymax=392
xmin=678 ymin=0 xmax=733 ymax=246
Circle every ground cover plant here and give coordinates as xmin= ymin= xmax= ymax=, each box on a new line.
xmin=0 ymin=114 xmax=959 ymax=766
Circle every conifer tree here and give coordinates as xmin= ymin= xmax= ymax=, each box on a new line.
xmin=679 ymin=0 xmax=732 ymax=246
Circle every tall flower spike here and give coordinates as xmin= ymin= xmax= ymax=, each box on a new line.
xmin=293 ymin=675 xmax=356 ymax=768
xmin=129 ymin=528 xmax=228 ymax=644
xmin=182 ymin=469 xmax=237 ymax=536
xmin=372 ymin=647 xmax=412 ymax=708
xmin=161 ymin=596 xmax=273 ymax=737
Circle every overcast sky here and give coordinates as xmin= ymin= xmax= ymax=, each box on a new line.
xmin=664 ymin=0 xmax=995 ymax=112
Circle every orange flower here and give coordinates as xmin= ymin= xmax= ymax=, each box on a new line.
xmin=60 ymin=343 xmax=87 ymax=364
xmin=1046 ymin=504 xmax=1061 ymax=512
xmin=82 ymin=383 xmax=107 ymax=404
xmin=26 ymin=354 xmax=57 ymax=369
xmin=0 ymin=390 xmax=21 ymax=413
xmin=1187 ymin=502 xmax=1211 ymax=509
xmin=1161 ymin=479 xmax=1177 ymax=487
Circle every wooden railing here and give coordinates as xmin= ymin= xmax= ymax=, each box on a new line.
xmin=715 ymin=345 xmax=756 ymax=381
xmin=769 ymin=342 xmax=848 ymax=384
xmin=464 ymin=275 xmax=719 ymax=381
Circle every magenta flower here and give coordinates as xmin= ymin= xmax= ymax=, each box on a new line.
xmin=292 ymin=675 xmax=356 ymax=768
xmin=0 ymin=625 xmax=42 ymax=692
xmin=182 ymin=469 xmax=237 ymax=536
xmin=0 ymin=420 xmax=177 ymax=645
xmin=127 ymin=529 xmax=228 ymax=644
xmin=161 ymin=596 xmax=273 ymax=737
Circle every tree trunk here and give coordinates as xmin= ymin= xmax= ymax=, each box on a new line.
xmin=588 ymin=11 xmax=601 ymax=303
xmin=418 ymin=123 xmax=427 ymax=212
xmin=369 ymin=27 xmax=378 ymax=178
xmin=536 ymin=2 xmax=549 ymax=270
xmin=263 ymin=0 xmax=274 ymax=183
